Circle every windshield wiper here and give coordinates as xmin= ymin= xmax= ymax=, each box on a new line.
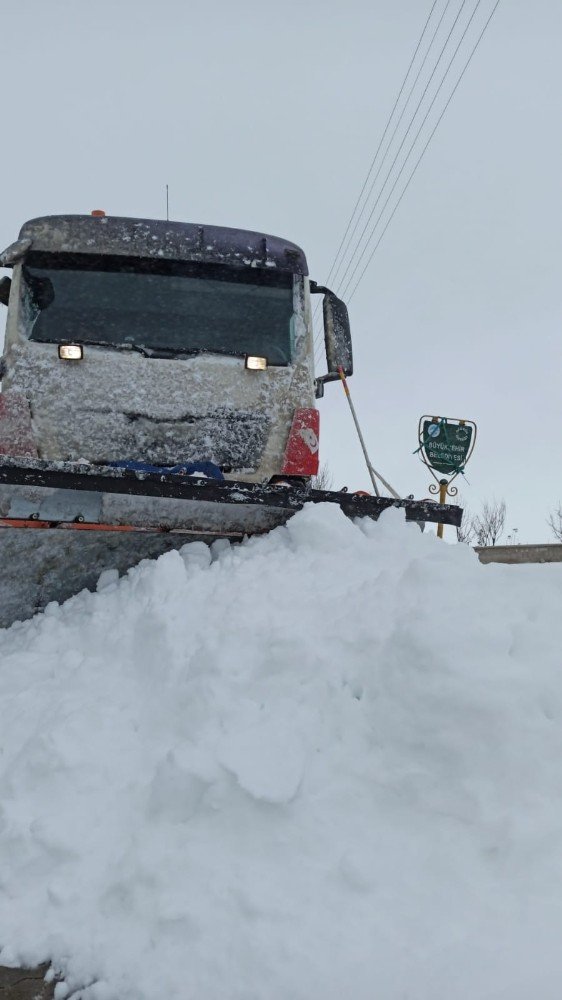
xmin=121 ymin=345 xmax=247 ymax=360
xmin=40 ymin=337 xmax=248 ymax=361
xmin=134 ymin=346 xmax=207 ymax=359
xmin=64 ymin=340 xmax=189 ymax=360
xmin=113 ymin=341 xmax=154 ymax=357
xmin=40 ymin=338 xmax=155 ymax=358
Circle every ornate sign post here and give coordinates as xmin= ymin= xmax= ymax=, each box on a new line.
xmin=416 ymin=416 xmax=477 ymax=538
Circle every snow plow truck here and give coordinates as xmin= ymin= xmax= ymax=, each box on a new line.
xmin=0 ymin=212 xmax=461 ymax=626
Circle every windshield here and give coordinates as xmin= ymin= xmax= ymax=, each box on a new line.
xmin=23 ymin=253 xmax=295 ymax=363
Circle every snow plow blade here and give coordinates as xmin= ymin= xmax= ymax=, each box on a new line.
xmin=0 ymin=457 xmax=461 ymax=627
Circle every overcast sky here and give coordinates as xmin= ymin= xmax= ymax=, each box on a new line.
xmin=1 ymin=0 xmax=560 ymax=541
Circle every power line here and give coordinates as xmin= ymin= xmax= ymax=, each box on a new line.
xmin=335 ymin=0 xmax=471 ymax=297
xmin=345 ymin=0 xmax=501 ymax=303
xmin=314 ymin=0 xmax=500 ymax=368
xmin=339 ymin=0 xmax=485 ymax=299
xmin=328 ymin=0 xmax=453 ymax=293
xmin=312 ymin=0 xmax=442 ymax=362
xmin=313 ymin=0 xmax=462 ymax=364
xmin=324 ymin=0 xmax=441 ymax=293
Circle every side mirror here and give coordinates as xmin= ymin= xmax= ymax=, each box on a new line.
xmin=323 ymin=291 xmax=352 ymax=377
xmin=0 ymin=276 xmax=11 ymax=307
xmin=310 ymin=282 xmax=353 ymax=396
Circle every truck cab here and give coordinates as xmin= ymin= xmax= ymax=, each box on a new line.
xmin=0 ymin=214 xmax=352 ymax=484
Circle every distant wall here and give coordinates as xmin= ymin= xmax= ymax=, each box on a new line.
xmin=475 ymin=544 xmax=562 ymax=565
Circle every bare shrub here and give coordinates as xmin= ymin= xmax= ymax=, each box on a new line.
xmin=472 ymin=499 xmax=507 ymax=547
xmin=311 ymin=463 xmax=333 ymax=491
xmin=547 ymin=504 xmax=562 ymax=542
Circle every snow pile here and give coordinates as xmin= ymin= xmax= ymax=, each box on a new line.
xmin=2 ymin=506 xmax=562 ymax=999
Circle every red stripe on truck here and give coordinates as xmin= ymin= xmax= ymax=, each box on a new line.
xmin=281 ymin=408 xmax=320 ymax=477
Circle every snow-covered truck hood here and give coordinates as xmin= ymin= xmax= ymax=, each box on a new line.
xmin=3 ymin=342 xmax=312 ymax=476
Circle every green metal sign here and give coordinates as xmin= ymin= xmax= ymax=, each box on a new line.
xmin=421 ymin=419 xmax=473 ymax=475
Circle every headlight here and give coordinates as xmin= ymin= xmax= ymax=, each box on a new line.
xmin=245 ymin=355 xmax=267 ymax=370
xmin=58 ymin=344 xmax=84 ymax=361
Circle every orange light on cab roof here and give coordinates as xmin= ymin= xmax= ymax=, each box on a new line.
xmin=91 ymin=209 xmax=106 ymax=217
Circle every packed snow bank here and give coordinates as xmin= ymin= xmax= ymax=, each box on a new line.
xmin=2 ymin=506 xmax=562 ymax=1000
